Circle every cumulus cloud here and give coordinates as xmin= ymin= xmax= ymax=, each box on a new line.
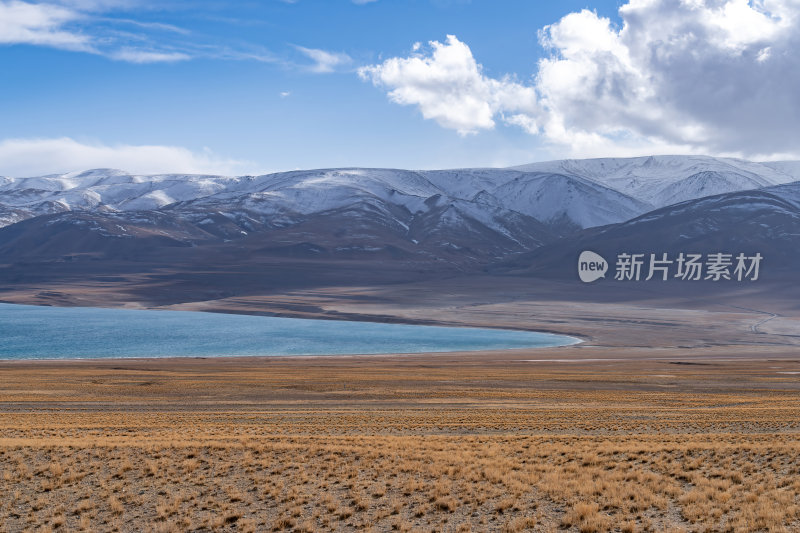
xmin=0 ymin=137 xmax=252 ymax=177
xmin=536 ymin=1 xmax=800 ymax=157
xmin=358 ymin=35 xmax=539 ymax=136
xmin=361 ymin=1 xmax=800 ymax=158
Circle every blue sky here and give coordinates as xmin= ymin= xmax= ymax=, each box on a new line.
xmin=1 ymin=0 xmax=798 ymax=176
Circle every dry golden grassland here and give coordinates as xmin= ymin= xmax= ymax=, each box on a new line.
xmin=1 ymin=353 xmax=799 ymax=532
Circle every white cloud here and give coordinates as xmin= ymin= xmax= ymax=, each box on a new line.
xmin=51 ymin=0 xmax=139 ymax=10
xmin=0 ymin=137 xmax=253 ymax=177
xmin=0 ymin=0 xmax=191 ymax=63
xmin=0 ymin=1 xmax=333 ymax=68
xmin=105 ymin=18 xmax=190 ymax=35
xmin=108 ymin=47 xmax=190 ymax=63
xmin=361 ymin=1 xmax=800 ymax=159
xmin=281 ymin=0 xmax=376 ymax=3
xmin=0 ymin=0 xmax=92 ymax=51
xmin=536 ymin=1 xmax=800 ymax=157
xmin=359 ymin=35 xmax=539 ymax=136
xmin=280 ymin=91 xmax=291 ymax=98
xmin=295 ymin=45 xmax=352 ymax=73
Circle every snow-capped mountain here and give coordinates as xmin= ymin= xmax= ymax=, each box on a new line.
xmin=490 ymin=173 xmax=648 ymax=232
xmin=505 ymin=181 xmax=800 ymax=280
xmin=1 ymin=156 xmax=799 ymax=273
xmin=6 ymin=155 xmax=795 ymax=235
xmin=0 ymin=166 xmax=649 ymax=233
xmin=0 ymin=167 xmax=557 ymax=266
xmin=417 ymin=168 xmax=648 ymax=230
xmin=512 ymin=155 xmax=799 ymax=208
xmin=761 ymin=160 xmax=800 ymax=179
xmin=0 ymin=168 xmax=238 ymax=220
xmin=0 ymin=164 xmax=648 ymax=251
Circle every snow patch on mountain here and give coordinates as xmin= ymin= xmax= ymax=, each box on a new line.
xmin=1 ymin=156 xmax=799 ymax=242
xmin=511 ymin=155 xmax=798 ymax=208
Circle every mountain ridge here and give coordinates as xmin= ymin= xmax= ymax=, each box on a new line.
xmin=1 ymin=155 xmax=799 ymax=286
xmin=4 ymin=155 xmax=797 ymax=233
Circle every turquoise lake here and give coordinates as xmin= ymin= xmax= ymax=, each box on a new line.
xmin=0 ymin=303 xmax=579 ymax=360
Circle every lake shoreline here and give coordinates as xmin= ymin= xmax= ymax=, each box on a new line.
xmin=0 ymin=297 xmax=587 ymax=338
xmin=0 ymin=302 xmax=581 ymax=361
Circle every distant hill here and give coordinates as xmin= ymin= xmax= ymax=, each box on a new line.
xmin=499 ymin=182 xmax=800 ymax=281
xmin=1 ymin=156 xmax=799 ymax=296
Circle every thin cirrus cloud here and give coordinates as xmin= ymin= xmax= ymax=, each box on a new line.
xmin=360 ymin=0 xmax=800 ymax=159
xmin=1 ymin=0 xmax=354 ymax=70
xmin=0 ymin=0 xmax=191 ymax=62
xmin=108 ymin=47 xmax=190 ymax=63
xmin=281 ymin=0 xmax=378 ymax=3
xmin=0 ymin=137 xmax=254 ymax=177
xmin=295 ymin=45 xmax=353 ymax=73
